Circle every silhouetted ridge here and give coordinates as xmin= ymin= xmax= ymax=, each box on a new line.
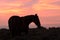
xmin=0 ymin=27 xmax=60 ymax=40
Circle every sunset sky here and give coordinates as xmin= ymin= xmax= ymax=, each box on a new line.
xmin=0 ymin=0 xmax=60 ymax=28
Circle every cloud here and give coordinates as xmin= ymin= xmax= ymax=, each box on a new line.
xmin=0 ymin=0 xmax=17 ymax=2
xmin=20 ymin=0 xmax=38 ymax=7
xmin=50 ymin=1 xmax=60 ymax=6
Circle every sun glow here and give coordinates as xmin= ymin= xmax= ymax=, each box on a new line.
xmin=0 ymin=0 xmax=60 ymax=28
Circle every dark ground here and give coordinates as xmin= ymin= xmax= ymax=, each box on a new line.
xmin=0 ymin=27 xmax=60 ymax=40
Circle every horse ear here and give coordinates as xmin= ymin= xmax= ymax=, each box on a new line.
xmin=35 ymin=14 xmax=38 ymax=16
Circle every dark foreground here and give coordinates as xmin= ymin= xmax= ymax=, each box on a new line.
xmin=0 ymin=27 xmax=60 ymax=40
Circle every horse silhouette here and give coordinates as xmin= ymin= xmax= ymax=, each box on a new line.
xmin=8 ymin=14 xmax=41 ymax=37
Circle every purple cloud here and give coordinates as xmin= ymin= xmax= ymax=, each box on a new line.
xmin=20 ymin=0 xmax=38 ymax=7
xmin=50 ymin=1 xmax=60 ymax=6
xmin=0 ymin=0 xmax=17 ymax=3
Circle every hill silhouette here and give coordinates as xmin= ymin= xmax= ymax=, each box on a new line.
xmin=0 ymin=27 xmax=60 ymax=40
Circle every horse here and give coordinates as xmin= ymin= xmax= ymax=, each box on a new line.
xmin=8 ymin=14 xmax=41 ymax=37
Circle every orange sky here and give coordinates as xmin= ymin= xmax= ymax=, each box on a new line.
xmin=0 ymin=0 xmax=60 ymax=28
